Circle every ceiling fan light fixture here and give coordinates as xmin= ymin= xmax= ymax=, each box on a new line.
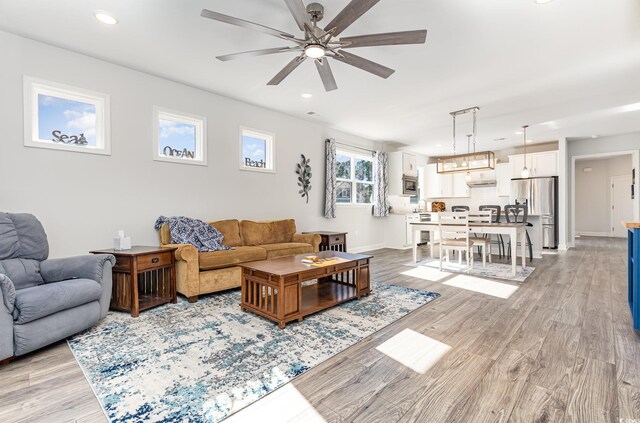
xmin=304 ymin=44 xmax=326 ymax=59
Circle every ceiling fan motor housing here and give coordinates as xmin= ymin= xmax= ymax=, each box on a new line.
xmin=306 ymin=3 xmax=324 ymax=23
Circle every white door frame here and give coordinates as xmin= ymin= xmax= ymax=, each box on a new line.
xmin=611 ymin=174 xmax=634 ymax=238
xmin=570 ymin=150 xmax=639 ymax=246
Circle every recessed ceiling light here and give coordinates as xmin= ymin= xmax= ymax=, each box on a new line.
xmin=526 ymin=139 xmax=533 ymax=143
xmin=301 ymin=93 xmax=312 ymax=99
xmin=435 ymin=144 xmax=442 ymax=147
xmin=94 ymin=10 xmax=118 ymax=25
xmin=534 ymin=0 xmax=553 ymax=4
xmin=515 ymin=131 xmax=524 ymax=135
xmin=591 ymin=135 xmax=598 ymax=138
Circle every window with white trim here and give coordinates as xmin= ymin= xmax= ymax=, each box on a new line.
xmin=336 ymin=150 xmax=374 ymax=204
xmin=153 ymin=107 xmax=206 ymax=166
xmin=240 ymin=127 xmax=275 ymax=173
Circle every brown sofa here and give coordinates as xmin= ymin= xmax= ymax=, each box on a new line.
xmin=158 ymin=219 xmax=321 ymax=302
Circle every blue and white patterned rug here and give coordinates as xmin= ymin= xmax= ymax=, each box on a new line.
xmin=68 ymin=282 xmax=439 ymax=422
xmin=405 ymin=258 xmax=534 ymax=282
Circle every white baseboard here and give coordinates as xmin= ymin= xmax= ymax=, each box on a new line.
xmin=349 ymin=243 xmax=386 ymax=253
xmin=558 ymin=243 xmax=570 ymax=251
xmin=576 ymin=231 xmax=611 ymax=237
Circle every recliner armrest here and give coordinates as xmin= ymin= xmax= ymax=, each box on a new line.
xmin=40 ymin=254 xmax=115 ymax=285
xmin=0 ymin=274 xmax=15 ymax=314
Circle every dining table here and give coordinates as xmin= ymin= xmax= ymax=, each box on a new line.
xmin=411 ymin=219 xmax=528 ymax=277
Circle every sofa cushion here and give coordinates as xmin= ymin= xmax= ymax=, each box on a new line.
xmin=0 ymin=258 xmax=44 ymax=290
xmin=260 ymin=243 xmax=313 ymax=259
xmin=198 ymin=246 xmax=267 ymax=270
xmin=208 ymin=219 xmax=242 ymax=247
xmin=0 ymin=213 xmax=49 ymax=261
xmin=240 ymin=219 xmax=297 ymax=246
xmin=13 ymin=279 xmax=102 ymax=324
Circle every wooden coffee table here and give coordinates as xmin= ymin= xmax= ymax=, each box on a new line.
xmin=240 ymin=251 xmax=372 ymax=328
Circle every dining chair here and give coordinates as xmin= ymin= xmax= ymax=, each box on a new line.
xmin=451 ymin=205 xmax=470 ymax=212
xmin=468 ymin=210 xmax=492 ymax=267
xmin=438 ymin=212 xmax=474 ymax=272
xmin=504 ymin=204 xmax=533 ymax=262
xmin=479 ymin=205 xmax=505 ymax=258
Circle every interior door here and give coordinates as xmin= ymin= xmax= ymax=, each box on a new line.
xmin=611 ymin=175 xmax=634 ymax=238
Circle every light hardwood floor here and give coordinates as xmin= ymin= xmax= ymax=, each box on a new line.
xmin=1 ymin=237 xmax=638 ymax=422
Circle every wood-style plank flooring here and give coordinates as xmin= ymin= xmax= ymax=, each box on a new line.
xmin=1 ymin=237 xmax=638 ymax=422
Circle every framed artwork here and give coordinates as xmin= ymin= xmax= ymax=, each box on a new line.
xmin=239 ymin=126 xmax=275 ymax=173
xmin=153 ymin=107 xmax=207 ymax=166
xmin=23 ymin=76 xmax=110 ymax=155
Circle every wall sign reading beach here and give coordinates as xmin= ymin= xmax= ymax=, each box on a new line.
xmin=23 ymin=76 xmax=110 ymax=155
xmin=240 ymin=127 xmax=275 ymax=173
xmin=153 ymin=107 xmax=207 ymax=166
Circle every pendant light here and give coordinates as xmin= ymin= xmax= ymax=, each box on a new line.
xmin=464 ymin=134 xmax=472 ymax=182
xmin=521 ymin=125 xmax=530 ymax=178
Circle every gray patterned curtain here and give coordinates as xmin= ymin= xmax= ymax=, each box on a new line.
xmin=324 ymin=139 xmax=337 ymax=219
xmin=373 ymin=151 xmax=389 ymax=217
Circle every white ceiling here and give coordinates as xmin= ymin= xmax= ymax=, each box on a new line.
xmin=1 ymin=0 xmax=639 ymax=155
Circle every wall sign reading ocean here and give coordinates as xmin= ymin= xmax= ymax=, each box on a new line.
xmin=153 ymin=107 xmax=207 ymax=166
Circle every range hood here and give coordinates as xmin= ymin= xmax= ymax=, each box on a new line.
xmin=467 ymin=179 xmax=496 ymax=188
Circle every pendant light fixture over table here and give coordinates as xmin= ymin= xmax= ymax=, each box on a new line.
xmin=521 ymin=125 xmax=530 ymax=178
xmin=437 ymin=106 xmax=495 ymax=174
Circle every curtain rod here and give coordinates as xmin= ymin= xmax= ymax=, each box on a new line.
xmin=334 ymin=141 xmax=376 ymax=155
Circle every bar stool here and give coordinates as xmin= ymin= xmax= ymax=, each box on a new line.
xmin=451 ymin=205 xmax=470 ymax=212
xmin=479 ymin=205 xmax=505 ymax=258
xmin=505 ymin=204 xmax=533 ymax=262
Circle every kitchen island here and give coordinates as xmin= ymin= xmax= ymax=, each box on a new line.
xmin=625 ymin=221 xmax=640 ymax=330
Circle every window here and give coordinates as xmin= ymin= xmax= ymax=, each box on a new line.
xmin=336 ymin=150 xmax=374 ymax=205
xmin=23 ymin=76 xmax=110 ymax=155
xmin=240 ymin=127 xmax=275 ymax=173
xmin=153 ymin=107 xmax=206 ymax=166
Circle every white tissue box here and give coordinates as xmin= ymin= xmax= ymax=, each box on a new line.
xmin=113 ymin=236 xmax=132 ymax=251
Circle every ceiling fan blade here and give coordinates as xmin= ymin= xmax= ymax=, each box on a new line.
xmin=217 ymin=46 xmax=303 ymax=62
xmin=341 ymin=30 xmax=428 ymax=48
xmin=284 ymin=0 xmax=312 ymax=31
xmin=201 ymin=9 xmax=295 ymax=40
xmin=324 ymin=0 xmax=381 ymax=37
xmin=315 ymin=59 xmax=338 ymax=92
xmin=333 ymin=50 xmax=395 ymax=78
xmin=268 ymin=56 xmax=306 ymax=85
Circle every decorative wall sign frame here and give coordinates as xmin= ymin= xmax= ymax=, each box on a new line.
xmin=153 ymin=107 xmax=207 ymax=166
xmin=239 ymin=126 xmax=275 ymax=173
xmin=23 ymin=76 xmax=111 ymax=155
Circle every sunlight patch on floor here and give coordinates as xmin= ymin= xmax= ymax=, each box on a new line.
xmin=443 ymin=274 xmax=518 ymax=299
xmin=376 ymin=328 xmax=451 ymax=374
xmin=401 ymin=266 xmax=452 ymax=282
xmin=223 ymin=382 xmax=326 ymax=422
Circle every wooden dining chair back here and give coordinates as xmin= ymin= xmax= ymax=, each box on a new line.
xmin=467 ymin=211 xmax=493 ymax=266
xmin=438 ymin=212 xmax=473 ymax=272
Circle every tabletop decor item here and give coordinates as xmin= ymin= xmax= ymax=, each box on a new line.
xmin=296 ymin=154 xmax=312 ymax=203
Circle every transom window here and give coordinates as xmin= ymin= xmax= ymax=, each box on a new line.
xmin=153 ymin=107 xmax=207 ymax=166
xmin=240 ymin=127 xmax=275 ymax=173
xmin=336 ymin=150 xmax=373 ymax=205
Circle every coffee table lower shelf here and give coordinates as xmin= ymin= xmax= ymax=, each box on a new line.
xmin=240 ymin=252 xmax=371 ymax=328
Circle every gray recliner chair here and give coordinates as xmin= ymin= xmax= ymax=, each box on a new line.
xmin=0 ymin=212 xmax=114 ymax=361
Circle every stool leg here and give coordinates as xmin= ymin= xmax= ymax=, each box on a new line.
xmin=526 ymin=231 xmax=533 ymax=262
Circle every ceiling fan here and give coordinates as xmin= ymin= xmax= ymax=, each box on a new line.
xmin=200 ymin=0 xmax=428 ymax=91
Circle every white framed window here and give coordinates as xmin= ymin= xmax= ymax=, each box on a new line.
xmin=239 ymin=127 xmax=275 ymax=173
xmin=153 ymin=107 xmax=207 ymax=166
xmin=336 ymin=149 xmax=374 ymax=205
xmin=23 ymin=76 xmax=110 ymax=155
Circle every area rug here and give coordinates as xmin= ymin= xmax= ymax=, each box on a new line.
xmin=405 ymin=258 xmax=535 ymax=282
xmin=68 ymin=282 xmax=439 ymax=422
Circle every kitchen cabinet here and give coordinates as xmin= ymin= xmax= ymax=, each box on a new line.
xmin=496 ymin=163 xmax=511 ymax=197
xmin=384 ymin=213 xmax=420 ymax=249
xmin=424 ymin=163 xmax=469 ymax=198
xmin=509 ymin=151 xmax=558 ymax=178
xmin=402 ymin=153 xmax=418 ymax=176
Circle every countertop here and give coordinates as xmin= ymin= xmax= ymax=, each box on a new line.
xmin=623 ymin=221 xmax=640 ymax=229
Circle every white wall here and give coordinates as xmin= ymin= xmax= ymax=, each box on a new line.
xmin=575 ymin=155 xmax=632 ymax=235
xmin=568 ymin=133 xmax=640 ymax=244
xmin=0 ymin=31 xmax=385 ymax=258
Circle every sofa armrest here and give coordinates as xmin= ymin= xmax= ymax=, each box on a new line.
xmin=163 ymin=244 xmax=199 ymax=299
xmin=40 ymin=254 xmax=116 ymax=285
xmin=0 ymin=274 xmax=15 ymax=314
xmin=0 ymin=274 xmax=15 ymax=360
xmin=291 ymin=233 xmax=322 ymax=252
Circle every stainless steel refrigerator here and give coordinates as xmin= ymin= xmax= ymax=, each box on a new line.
xmin=510 ymin=176 xmax=558 ymax=249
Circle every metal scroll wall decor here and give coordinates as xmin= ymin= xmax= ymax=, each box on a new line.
xmin=296 ymin=154 xmax=312 ymax=203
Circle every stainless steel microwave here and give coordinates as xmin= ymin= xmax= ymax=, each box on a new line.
xmin=402 ymin=175 xmax=418 ymax=196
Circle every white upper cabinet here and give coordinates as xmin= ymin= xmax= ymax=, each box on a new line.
xmin=509 ymin=150 xmax=558 ymax=178
xmin=424 ymin=163 xmax=469 ymax=198
xmin=402 ymin=153 xmax=418 ymax=176
xmin=495 ymin=163 xmax=511 ymax=196
xmin=453 ymin=173 xmax=470 ymax=197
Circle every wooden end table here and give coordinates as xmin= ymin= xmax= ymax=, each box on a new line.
xmin=90 ymin=246 xmax=177 ymax=317
xmin=303 ymin=231 xmax=348 ymax=252
xmin=240 ymin=251 xmax=371 ymax=328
